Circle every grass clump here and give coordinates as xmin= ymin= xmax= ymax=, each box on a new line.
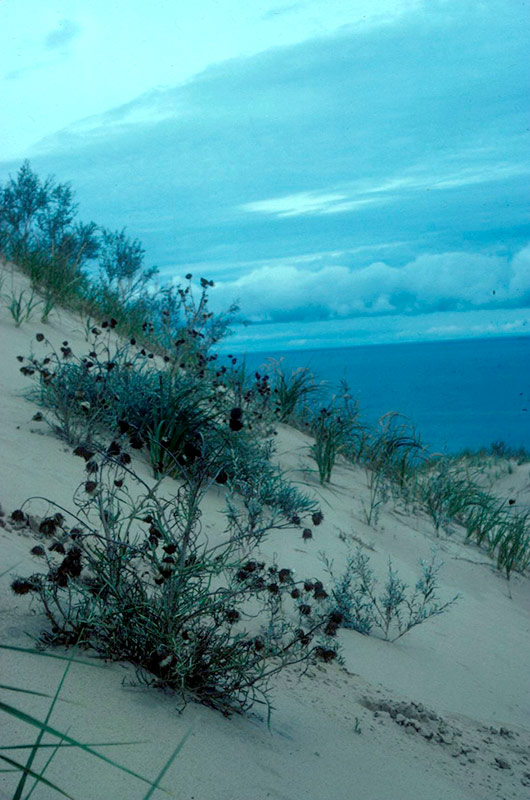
xmin=310 ymin=386 xmax=364 ymax=484
xmin=267 ymin=359 xmax=321 ymax=423
xmin=411 ymin=455 xmax=530 ymax=579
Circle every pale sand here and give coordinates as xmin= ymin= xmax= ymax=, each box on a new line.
xmin=1 ymin=264 xmax=529 ymax=799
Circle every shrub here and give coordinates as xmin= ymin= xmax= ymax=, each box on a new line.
xmin=0 ymin=162 xmax=98 ymax=310
xmin=323 ymin=548 xmax=459 ymax=642
xmin=12 ymin=451 xmax=337 ymax=716
xmin=96 ymin=226 xmax=157 ymax=307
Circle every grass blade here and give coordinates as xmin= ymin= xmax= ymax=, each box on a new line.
xmin=142 ymin=728 xmax=191 ymax=800
xmin=0 ymin=701 xmax=166 ymax=791
xmin=0 ymin=644 xmax=106 ymax=667
xmin=0 ymin=685 xmax=52 ymax=698
xmin=12 ymin=654 xmax=74 ymax=800
xmin=0 ymin=753 xmax=75 ymax=800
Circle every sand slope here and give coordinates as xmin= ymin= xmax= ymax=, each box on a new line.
xmin=1 ymin=264 xmax=529 ymax=800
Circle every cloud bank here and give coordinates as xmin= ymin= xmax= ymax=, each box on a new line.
xmin=209 ymin=246 xmax=530 ymax=322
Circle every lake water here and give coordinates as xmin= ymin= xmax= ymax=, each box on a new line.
xmin=236 ymin=336 xmax=530 ymax=454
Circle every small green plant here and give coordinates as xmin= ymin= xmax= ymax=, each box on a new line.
xmin=5 ymin=288 xmax=42 ymax=326
xmin=310 ymin=387 xmax=363 ymax=484
xmin=268 ymin=359 xmax=320 ymax=423
xmin=323 ymin=548 xmax=459 ymax=642
xmin=358 ymin=413 xmax=423 ymax=525
xmin=415 ymin=457 xmax=478 ymax=536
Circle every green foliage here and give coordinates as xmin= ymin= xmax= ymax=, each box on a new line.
xmin=411 ymin=455 xmax=530 ymax=578
xmin=0 ymin=162 xmax=98 ymax=312
xmin=3 ymin=288 xmax=42 ymax=327
xmin=323 ymin=549 xmax=459 ymax=642
xmin=97 ymin=227 xmax=156 ymax=305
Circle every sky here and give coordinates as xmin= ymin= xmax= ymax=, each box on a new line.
xmin=1 ymin=0 xmax=529 ymax=351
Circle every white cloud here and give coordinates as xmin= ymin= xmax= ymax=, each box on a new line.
xmin=241 ymin=191 xmax=385 ymax=217
xmin=210 ymin=245 xmax=530 ymax=322
xmin=240 ymin=162 xmax=530 ymax=219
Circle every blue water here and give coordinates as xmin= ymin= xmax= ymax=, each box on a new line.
xmin=236 ymin=337 xmax=530 ymax=454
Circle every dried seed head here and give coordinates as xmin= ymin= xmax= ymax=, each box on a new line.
xmin=73 ymin=445 xmax=95 ymax=462
xmin=39 ymin=518 xmax=57 ymax=536
xmin=299 ymin=603 xmax=312 ymax=616
xmin=10 ymin=509 xmax=26 ymax=523
xmin=302 ymin=528 xmax=313 ymax=540
xmin=297 ymin=630 xmax=312 ymax=646
xmin=314 ymin=647 xmax=337 ymax=663
xmin=84 ymin=481 xmax=97 ymax=493
xmin=324 ymin=621 xmax=338 ymax=637
xmin=30 ymin=545 xmax=46 ymax=557
xmin=129 ymin=434 xmax=144 ymax=449
xmin=11 ymin=576 xmax=41 ymax=595
xmin=311 ymin=511 xmax=324 ymax=526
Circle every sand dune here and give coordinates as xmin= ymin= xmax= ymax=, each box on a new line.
xmin=1 ymin=264 xmax=529 ymax=800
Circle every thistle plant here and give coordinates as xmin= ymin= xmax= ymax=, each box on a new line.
xmin=10 ymin=445 xmax=336 ymax=717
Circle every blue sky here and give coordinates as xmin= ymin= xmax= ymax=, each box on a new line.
xmin=1 ymin=0 xmax=529 ymax=351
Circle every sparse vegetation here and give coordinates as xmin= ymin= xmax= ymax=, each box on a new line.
xmin=1 ymin=160 xmax=529 ymax=778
